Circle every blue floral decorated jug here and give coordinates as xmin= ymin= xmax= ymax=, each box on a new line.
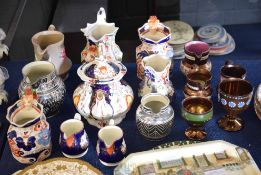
xmin=96 ymin=120 xmax=126 ymax=166
xmin=6 ymin=88 xmax=52 ymax=164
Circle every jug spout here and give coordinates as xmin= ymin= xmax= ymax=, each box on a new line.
xmin=34 ymin=45 xmax=45 ymax=61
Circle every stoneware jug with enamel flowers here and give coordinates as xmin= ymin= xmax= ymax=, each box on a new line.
xmin=73 ymin=45 xmax=134 ymax=128
xmin=81 ymin=7 xmax=122 ymax=63
xmin=6 ymin=87 xmax=52 ymax=164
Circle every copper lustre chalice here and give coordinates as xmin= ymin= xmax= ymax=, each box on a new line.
xmin=182 ymin=97 xmax=213 ymax=140
xmin=218 ymin=79 xmax=253 ymax=131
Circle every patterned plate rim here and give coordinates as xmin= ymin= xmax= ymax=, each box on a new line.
xmin=16 ymin=157 xmax=103 ymax=175
xmin=153 ymin=140 xmax=200 ymax=150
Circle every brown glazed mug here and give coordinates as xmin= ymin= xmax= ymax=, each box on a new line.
xmin=218 ymin=78 xmax=253 ymax=131
xmin=184 ymin=69 xmax=212 ymax=98
xmin=220 ymin=60 xmax=246 ymax=82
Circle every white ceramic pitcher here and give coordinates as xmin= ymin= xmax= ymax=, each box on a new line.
xmin=80 ymin=7 xmax=123 ymax=63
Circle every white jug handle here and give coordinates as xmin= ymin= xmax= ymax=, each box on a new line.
xmin=40 ymin=114 xmax=47 ymax=121
xmin=108 ymin=119 xmax=115 ymax=126
xmin=74 ymin=113 xmax=81 ymax=121
xmin=97 ymin=7 xmax=106 ymax=23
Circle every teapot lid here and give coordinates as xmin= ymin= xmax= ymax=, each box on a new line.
xmin=77 ymin=59 xmax=127 ymax=84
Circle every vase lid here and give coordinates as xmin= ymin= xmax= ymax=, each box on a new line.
xmin=77 ymin=59 xmax=127 ymax=84
xmin=138 ymin=16 xmax=171 ymax=44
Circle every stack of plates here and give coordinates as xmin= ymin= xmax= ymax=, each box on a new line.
xmin=163 ymin=20 xmax=194 ymax=59
xmin=196 ymin=24 xmax=235 ymax=55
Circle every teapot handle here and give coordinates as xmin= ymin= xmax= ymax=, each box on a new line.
xmin=108 ymin=119 xmax=115 ymax=126
xmin=74 ymin=113 xmax=82 ymax=121
xmin=97 ymin=7 xmax=106 ymax=23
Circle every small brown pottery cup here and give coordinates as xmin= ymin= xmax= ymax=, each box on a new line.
xmin=220 ymin=60 xmax=246 ymax=82
xmin=184 ymin=69 xmax=212 ymax=98
xmin=218 ymin=79 xmax=253 ymax=131
xmin=182 ymin=97 xmax=213 ymax=140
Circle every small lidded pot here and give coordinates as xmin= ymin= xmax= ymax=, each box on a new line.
xmin=136 ymin=93 xmax=174 ymax=141
xmin=184 ymin=69 xmax=212 ymax=98
xmin=180 ymin=41 xmax=211 ymax=75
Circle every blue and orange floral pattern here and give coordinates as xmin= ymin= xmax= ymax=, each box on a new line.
xmin=37 ymin=128 xmax=51 ymax=146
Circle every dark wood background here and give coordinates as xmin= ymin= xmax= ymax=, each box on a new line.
xmin=1 ymin=0 xmax=179 ymax=63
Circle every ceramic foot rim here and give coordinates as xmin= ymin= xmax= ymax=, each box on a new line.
xmin=185 ymin=128 xmax=206 ymax=140
xmin=62 ymin=148 xmax=88 ymax=158
xmin=99 ymin=159 xmax=122 ymax=167
xmin=218 ymin=117 xmax=243 ymax=131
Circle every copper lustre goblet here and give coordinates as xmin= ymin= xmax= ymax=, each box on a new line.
xmin=218 ymin=79 xmax=253 ymax=131
xmin=182 ymin=97 xmax=213 ymax=140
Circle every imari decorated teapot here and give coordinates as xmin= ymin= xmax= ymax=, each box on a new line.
xmin=73 ymin=51 xmax=133 ymax=128
xmin=136 ymin=16 xmax=174 ymax=80
xmin=80 ymin=7 xmax=122 ymax=63
xmin=6 ymin=88 xmax=52 ymax=164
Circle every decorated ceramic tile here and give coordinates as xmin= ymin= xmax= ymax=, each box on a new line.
xmin=114 ymin=140 xmax=260 ymax=175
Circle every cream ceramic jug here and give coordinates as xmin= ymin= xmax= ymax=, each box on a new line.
xmin=32 ymin=25 xmax=72 ymax=80
xmin=139 ymin=54 xmax=174 ymax=98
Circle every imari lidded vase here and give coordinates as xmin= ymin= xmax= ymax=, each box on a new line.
xmin=6 ymin=88 xmax=52 ymax=164
xmin=136 ymin=16 xmax=174 ymax=80
xmin=80 ymin=7 xmax=122 ymax=63
xmin=73 ymin=57 xmax=134 ymax=128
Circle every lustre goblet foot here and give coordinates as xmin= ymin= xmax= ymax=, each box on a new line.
xmin=182 ymin=97 xmax=213 ymax=140
xmin=218 ymin=79 xmax=253 ymax=131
